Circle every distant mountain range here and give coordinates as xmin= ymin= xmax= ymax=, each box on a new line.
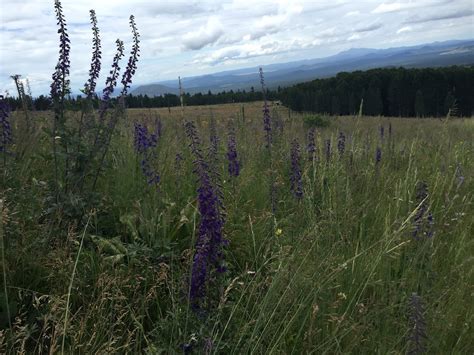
xmin=131 ymin=39 xmax=474 ymax=96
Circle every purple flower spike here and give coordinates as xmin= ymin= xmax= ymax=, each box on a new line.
xmin=375 ymin=146 xmax=382 ymax=165
xmin=84 ymin=9 xmax=102 ymax=98
xmin=307 ymin=127 xmax=316 ymax=161
xmin=0 ymin=98 xmax=13 ymax=154
xmin=259 ymin=68 xmax=272 ymax=148
xmin=337 ymin=131 xmax=346 ymax=157
xmin=227 ymin=126 xmax=240 ymax=177
xmin=407 ymin=293 xmax=427 ymax=354
xmin=185 ymin=121 xmax=227 ymax=310
xmin=133 ymin=122 xmax=160 ymax=186
xmin=50 ymin=0 xmax=71 ymax=100
xmin=290 ymin=139 xmax=303 ymax=198
xmin=100 ymin=39 xmax=125 ymax=116
xmin=325 ymin=139 xmax=331 ymax=163
xmin=121 ymin=15 xmax=140 ymax=96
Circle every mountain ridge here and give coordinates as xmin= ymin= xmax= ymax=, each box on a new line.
xmin=131 ymin=39 xmax=474 ymax=96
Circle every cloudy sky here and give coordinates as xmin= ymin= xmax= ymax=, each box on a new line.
xmin=1 ymin=0 xmax=473 ymax=96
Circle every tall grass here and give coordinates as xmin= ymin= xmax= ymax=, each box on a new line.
xmin=0 ymin=104 xmax=472 ymax=353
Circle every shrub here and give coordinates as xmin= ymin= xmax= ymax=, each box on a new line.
xmin=302 ymin=113 xmax=330 ymax=127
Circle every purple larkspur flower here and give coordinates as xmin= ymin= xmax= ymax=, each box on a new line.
xmin=259 ymin=68 xmax=272 ymax=148
xmin=204 ymin=337 xmax=213 ymax=354
xmin=50 ymin=0 xmax=70 ymax=100
xmin=325 ymin=139 xmax=331 ymax=163
xmin=84 ymin=9 xmax=101 ymax=98
xmin=207 ymin=116 xmax=225 ymax=218
xmin=375 ymin=146 xmax=382 ymax=165
xmin=185 ymin=121 xmax=227 ymax=310
xmin=133 ymin=122 xmax=147 ymax=153
xmin=290 ymin=139 xmax=303 ymax=198
xmin=307 ymin=127 xmax=316 ymax=161
xmin=208 ymin=115 xmax=219 ymax=169
xmin=379 ymin=125 xmax=385 ymax=140
xmin=120 ymin=15 xmax=140 ymax=96
xmin=99 ymin=39 xmax=125 ymax=116
xmin=426 ymin=212 xmax=434 ymax=238
xmin=133 ymin=122 xmax=159 ymax=186
xmin=337 ymin=131 xmax=346 ymax=157
xmin=0 ymin=98 xmax=12 ymax=153
xmin=227 ymin=126 xmax=240 ymax=177
xmin=407 ymin=293 xmax=427 ymax=354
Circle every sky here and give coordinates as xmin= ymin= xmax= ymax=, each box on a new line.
xmin=1 ymin=0 xmax=473 ymax=96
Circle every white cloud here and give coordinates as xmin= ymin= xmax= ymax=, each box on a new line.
xmin=372 ymin=2 xmax=415 ymax=14
xmin=345 ymin=11 xmax=360 ymax=17
xmin=347 ymin=33 xmax=361 ymax=41
xmin=192 ymin=38 xmax=315 ymax=66
xmin=182 ymin=17 xmax=224 ymax=50
xmin=397 ymin=26 xmax=412 ymax=34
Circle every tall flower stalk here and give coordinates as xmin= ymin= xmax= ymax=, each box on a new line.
xmin=121 ymin=15 xmax=140 ymax=97
xmin=185 ymin=121 xmax=227 ymax=310
xmin=337 ymin=131 xmax=346 ymax=157
xmin=50 ymin=0 xmax=71 ymax=102
xmin=259 ymin=68 xmax=272 ymax=149
xmin=259 ymin=68 xmax=276 ymax=217
xmin=407 ymin=293 xmax=427 ymax=354
xmin=226 ymin=125 xmax=240 ymax=178
xmin=76 ymin=9 xmax=102 ymax=175
xmin=84 ymin=10 xmax=101 ymax=99
xmin=207 ymin=115 xmax=225 ymax=222
xmin=0 ymin=98 xmax=12 ymax=165
xmin=307 ymin=127 xmax=316 ymax=162
xmin=10 ymin=75 xmax=30 ymax=133
xmin=290 ymin=139 xmax=303 ymax=198
xmin=375 ymin=146 xmax=382 ymax=165
xmin=325 ymin=139 xmax=331 ymax=164
xmin=91 ymin=16 xmax=140 ymax=190
xmin=208 ymin=114 xmax=220 ymax=179
xmin=50 ymin=0 xmax=71 ymax=198
xmin=133 ymin=122 xmax=160 ymax=186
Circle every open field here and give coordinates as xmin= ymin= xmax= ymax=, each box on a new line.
xmin=1 ymin=101 xmax=473 ymax=353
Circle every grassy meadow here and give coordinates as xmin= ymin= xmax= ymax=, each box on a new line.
xmin=1 ymin=101 xmax=473 ymax=353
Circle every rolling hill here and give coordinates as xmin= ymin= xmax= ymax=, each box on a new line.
xmin=131 ymin=39 xmax=474 ymax=96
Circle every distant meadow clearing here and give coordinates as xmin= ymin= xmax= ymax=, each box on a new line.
xmin=1 ymin=1 xmax=473 ymax=354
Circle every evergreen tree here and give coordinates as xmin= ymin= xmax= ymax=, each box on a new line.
xmin=444 ymin=91 xmax=456 ymax=116
xmin=415 ymin=90 xmax=425 ymax=117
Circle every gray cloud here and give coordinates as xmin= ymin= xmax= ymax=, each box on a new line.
xmin=137 ymin=2 xmax=219 ymax=17
xmin=355 ymin=23 xmax=383 ymax=33
xmin=405 ymin=9 xmax=474 ymax=24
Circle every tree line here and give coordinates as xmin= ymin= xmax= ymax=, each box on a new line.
xmin=3 ymin=87 xmax=277 ymax=111
xmin=4 ymin=66 xmax=473 ymax=117
xmin=279 ymin=66 xmax=474 ymax=117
